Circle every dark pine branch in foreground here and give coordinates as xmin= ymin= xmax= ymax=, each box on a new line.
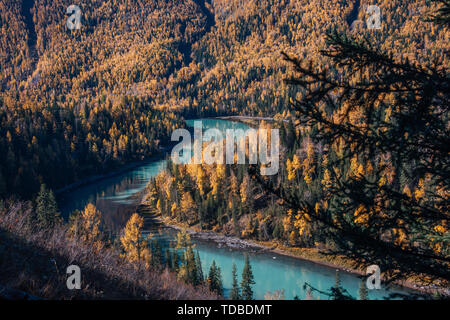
xmin=252 ymin=2 xmax=449 ymax=285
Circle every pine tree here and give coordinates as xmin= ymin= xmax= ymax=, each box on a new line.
xmin=240 ymin=254 xmax=255 ymax=300
xmin=207 ymin=260 xmax=223 ymax=295
xmin=179 ymin=245 xmax=199 ymax=285
xmin=35 ymin=184 xmax=60 ymax=230
xmin=150 ymin=240 xmax=163 ymax=268
xmin=195 ymin=251 xmax=204 ymax=284
xmin=171 ymin=250 xmax=180 ymax=272
xmin=230 ymin=263 xmax=241 ymax=300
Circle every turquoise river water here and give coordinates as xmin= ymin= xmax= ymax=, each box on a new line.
xmin=59 ymin=119 xmax=416 ymax=300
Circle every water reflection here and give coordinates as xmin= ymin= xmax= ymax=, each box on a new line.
xmin=149 ymin=227 xmax=414 ymax=300
xmin=58 ymin=119 xmax=415 ymax=300
xmin=58 ymin=160 xmax=167 ymax=232
xmin=59 ymin=119 xmax=251 ymax=232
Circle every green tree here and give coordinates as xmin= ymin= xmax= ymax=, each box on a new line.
xmin=207 ymin=260 xmax=223 ymax=295
xmin=150 ymin=240 xmax=163 ymax=269
xmin=240 ymin=254 xmax=255 ymax=300
xmin=35 ymin=184 xmax=60 ymax=230
xmin=230 ymin=263 xmax=241 ymax=300
xmin=175 ymin=230 xmax=204 ymax=286
xmin=195 ymin=251 xmax=204 ymax=284
xmin=178 ymin=245 xmax=201 ymax=286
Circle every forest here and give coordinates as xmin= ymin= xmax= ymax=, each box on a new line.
xmin=1 ymin=0 xmax=447 ymax=197
xmin=0 ymin=0 xmax=448 ymax=300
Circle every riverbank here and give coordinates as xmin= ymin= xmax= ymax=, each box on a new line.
xmin=55 ymin=145 xmax=172 ymax=196
xmin=153 ymin=215 xmax=446 ymax=298
xmin=55 ymin=115 xmax=266 ymax=197
xmin=55 ymin=114 xmax=446 ymax=298
xmin=215 ymin=115 xmax=288 ymax=128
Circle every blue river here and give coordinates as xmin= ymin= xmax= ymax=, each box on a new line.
xmin=59 ymin=119 xmax=417 ymax=300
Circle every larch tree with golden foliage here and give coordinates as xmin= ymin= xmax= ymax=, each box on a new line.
xmin=120 ymin=213 xmax=151 ymax=270
xmin=68 ymin=203 xmax=104 ymax=251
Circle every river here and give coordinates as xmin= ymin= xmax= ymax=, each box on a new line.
xmin=58 ymin=118 xmax=416 ymax=300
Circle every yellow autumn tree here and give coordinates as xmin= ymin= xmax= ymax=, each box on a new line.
xmin=196 ymin=165 xmax=207 ymax=196
xmin=240 ymin=174 xmax=250 ymax=203
xmin=286 ymin=154 xmax=301 ymax=181
xmin=180 ymin=191 xmax=197 ymax=224
xmin=321 ymin=168 xmax=333 ymax=190
xmin=171 ymin=202 xmax=178 ymax=217
xmin=68 ymin=203 xmax=103 ymax=251
xmin=414 ymin=179 xmax=426 ymax=201
xmin=302 ymin=141 xmax=315 ymax=184
xmin=349 ymin=154 xmax=359 ymax=178
xmin=120 ymin=213 xmax=151 ymax=269
xmin=156 ymin=199 xmax=162 ymax=214
xmin=402 ymin=185 xmax=412 ymax=198
xmin=353 ymin=204 xmax=370 ymax=226
xmin=175 ymin=228 xmax=193 ymax=249
xmin=294 ymin=209 xmax=312 ymax=238
xmin=211 ymin=164 xmax=226 ymax=197
xmin=230 ymin=173 xmax=238 ymax=197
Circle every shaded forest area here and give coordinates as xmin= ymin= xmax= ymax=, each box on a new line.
xmin=20 ymin=0 xmax=37 ymax=67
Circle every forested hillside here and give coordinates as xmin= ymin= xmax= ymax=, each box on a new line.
xmin=1 ymin=0 xmax=447 ymax=197
xmin=142 ymin=0 xmax=449 ymax=287
xmin=0 ymin=0 xmax=448 ymax=301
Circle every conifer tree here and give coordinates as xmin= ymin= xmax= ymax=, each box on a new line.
xmin=171 ymin=250 xmax=180 ymax=272
xmin=35 ymin=184 xmax=60 ymax=230
xmin=240 ymin=254 xmax=255 ymax=300
xmin=150 ymin=240 xmax=163 ymax=269
xmin=230 ymin=263 xmax=241 ymax=300
xmin=179 ymin=245 xmax=199 ymax=285
xmin=207 ymin=260 xmax=223 ymax=295
xmin=195 ymin=251 xmax=204 ymax=284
